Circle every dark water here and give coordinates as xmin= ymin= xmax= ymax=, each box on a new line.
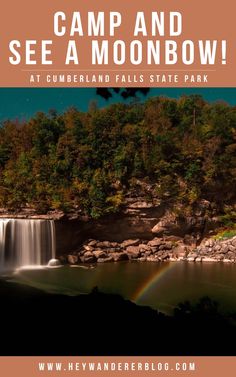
xmin=11 ymin=261 xmax=236 ymax=314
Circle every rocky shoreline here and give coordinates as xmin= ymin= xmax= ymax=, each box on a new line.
xmin=62 ymin=235 xmax=236 ymax=265
xmin=1 ymin=200 xmax=236 ymax=264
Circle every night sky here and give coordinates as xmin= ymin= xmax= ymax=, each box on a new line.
xmin=0 ymin=88 xmax=236 ymax=122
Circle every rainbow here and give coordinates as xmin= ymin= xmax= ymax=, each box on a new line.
xmin=133 ymin=262 xmax=178 ymax=303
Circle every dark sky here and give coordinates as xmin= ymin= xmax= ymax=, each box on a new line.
xmin=0 ymin=88 xmax=236 ymax=122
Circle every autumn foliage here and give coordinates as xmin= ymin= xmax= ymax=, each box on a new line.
xmin=0 ymin=95 xmax=235 ymax=219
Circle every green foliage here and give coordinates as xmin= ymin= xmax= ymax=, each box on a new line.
xmin=218 ymin=210 xmax=236 ymax=227
xmin=214 ymin=227 xmax=236 ymax=240
xmin=0 ymin=96 xmax=235 ymax=218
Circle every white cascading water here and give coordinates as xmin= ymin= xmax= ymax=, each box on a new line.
xmin=0 ymin=219 xmax=9 ymax=268
xmin=0 ymin=219 xmax=56 ymax=271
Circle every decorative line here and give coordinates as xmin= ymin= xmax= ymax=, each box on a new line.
xmin=22 ymin=69 xmax=217 ymax=72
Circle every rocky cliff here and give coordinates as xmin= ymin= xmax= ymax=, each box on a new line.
xmin=0 ymin=186 xmax=235 ymax=262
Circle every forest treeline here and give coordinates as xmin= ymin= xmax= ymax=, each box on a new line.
xmin=0 ymin=95 xmax=236 ymax=220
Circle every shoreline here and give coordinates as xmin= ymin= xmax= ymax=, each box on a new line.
xmin=67 ymin=258 xmax=236 ymax=267
xmin=158 ymin=257 xmax=236 ymax=264
xmin=62 ymin=235 xmax=236 ymax=266
xmin=0 ymin=216 xmax=235 ymax=266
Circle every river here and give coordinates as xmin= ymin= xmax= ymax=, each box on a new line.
xmin=10 ymin=261 xmax=236 ymax=315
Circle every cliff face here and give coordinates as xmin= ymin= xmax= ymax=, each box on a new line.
xmin=0 ymin=184 xmax=232 ymax=256
xmin=0 ymin=198 xmax=235 ymax=263
xmin=55 ymin=200 xmax=236 ymax=264
xmin=55 ymin=196 xmax=220 ymax=255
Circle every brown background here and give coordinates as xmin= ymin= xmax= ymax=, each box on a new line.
xmin=0 ymin=357 xmax=236 ymax=377
xmin=0 ymin=0 xmax=236 ymax=87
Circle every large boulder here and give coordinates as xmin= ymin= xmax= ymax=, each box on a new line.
xmin=198 ymin=247 xmax=209 ymax=255
xmin=97 ymin=256 xmax=114 ymax=263
xmin=107 ymin=247 xmax=121 ymax=253
xmin=147 ymin=238 xmax=162 ymax=247
xmin=231 ymin=237 xmax=236 ymax=247
xmin=84 ymin=245 xmax=94 ymax=252
xmin=164 ymin=242 xmax=173 ymax=250
xmin=96 ymin=241 xmax=113 ymax=248
xmin=160 ymin=252 xmax=170 ymax=261
xmin=111 ymin=252 xmax=129 ymax=262
xmin=110 ymin=242 xmax=120 ymax=248
xmin=121 ymin=239 xmax=140 ymax=248
xmin=215 ymin=254 xmax=225 ymax=261
xmin=87 ymin=240 xmax=98 ymax=247
xmin=93 ymin=250 xmax=107 ymax=259
xmin=221 ymin=245 xmax=229 ymax=254
xmin=67 ymin=255 xmax=79 ymax=265
xmin=139 ymin=257 xmax=147 ymax=262
xmin=138 ymin=244 xmax=151 ymax=252
xmin=151 ymin=211 xmax=177 ymax=234
xmin=172 ymin=244 xmax=186 ymax=258
xmin=82 ymin=251 xmax=96 ymax=263
xmin=47 ymin=259 xmax=61 ymax=267
xmin=227 ymin=251 xmax=235 ymax=259
xmin=126 ymin=246 xmax=140 ymax=259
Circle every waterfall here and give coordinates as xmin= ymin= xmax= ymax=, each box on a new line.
xmin=0 ymin=219 xmax=56 ymax=271
xmin=49 ymin=219 xmax=56 ymax=259
xmin=0 ymin=219 xmax=9 ymax=268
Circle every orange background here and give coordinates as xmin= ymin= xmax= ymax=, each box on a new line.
xmin=0 ymin=0 xmax=236 ymax=87
xmin=0 ymin=357 xmax=236 ymax=377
